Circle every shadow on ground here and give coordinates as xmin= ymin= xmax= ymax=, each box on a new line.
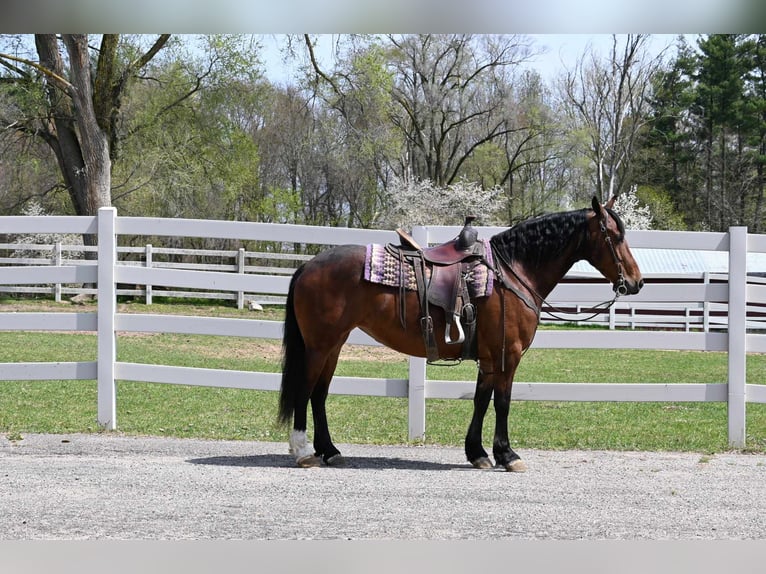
xmin=187 ymin=453 xmax=473 ymax=471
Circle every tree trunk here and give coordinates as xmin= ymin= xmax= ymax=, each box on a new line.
xmin=34 ymin=35 xmax=111 ymax=263
xmin=34 ymin=35 xmax=89 ymax=216
xmin=62 ymin=35 xmax=112 ymax=216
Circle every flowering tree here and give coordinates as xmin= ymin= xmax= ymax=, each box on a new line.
xmin=12 ymin=201 xmax=83 ymax=260
xmin=611 ymin=185 xmax=653 ymax=230
xmin=379 ymin=176 xmax=505 ymax=231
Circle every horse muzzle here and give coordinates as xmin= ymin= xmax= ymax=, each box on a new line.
xmin=615 ymin=278 xmax=643 ymax=296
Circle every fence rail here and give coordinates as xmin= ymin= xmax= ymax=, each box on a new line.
xmin=4 ymin=244 xmax=763 ymax=331
xmin=1 ymin=208 xmax=765 ymax=447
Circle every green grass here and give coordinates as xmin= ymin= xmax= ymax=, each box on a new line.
xmin=1 ymin=298 xmax=765 ymax=453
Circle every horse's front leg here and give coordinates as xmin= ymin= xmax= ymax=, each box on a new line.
xmin=492 ymin=382 xmax=527 ymax=472
xmin=465 ymin=372 xmax=494 ymax=469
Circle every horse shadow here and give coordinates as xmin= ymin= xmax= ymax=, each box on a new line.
xmin=187 ymin=453 xmax=471 ymax=471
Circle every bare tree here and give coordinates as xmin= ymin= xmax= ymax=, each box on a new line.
xmin=387 ymin=34 xmax=533 ymax=187
xmin=303 ymin=34 xmax=536 ymax=189
xmin=560 ymin=34 xmax=661 ymax=202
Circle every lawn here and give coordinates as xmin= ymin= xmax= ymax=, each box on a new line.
xmin=1 ymin=298 xmax=765 ymax=453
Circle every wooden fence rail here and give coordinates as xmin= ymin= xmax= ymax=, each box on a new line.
xmin=1 ymin=208 xmax=765 ymax=447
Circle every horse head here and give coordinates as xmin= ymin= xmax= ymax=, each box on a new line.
xmin=586 ymin=196 xmax=644 ymax=296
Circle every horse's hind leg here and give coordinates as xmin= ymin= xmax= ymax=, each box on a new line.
xmin=310 ymin=389 xmax=341 ymax=465
xmin=288 ymin=347 xmax=333 ymax=468
xmin=288 ymin=387 xmax=320 ymax=468
xmin=288 ymin=345 xmax=346 ymax=467
xmin=310 ymin=346 xmax=345 ymax=465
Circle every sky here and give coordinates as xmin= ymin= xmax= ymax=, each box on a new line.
xmin=260 ymin=34 xmax=689 ymax=86
xmin=523 ymin=34 xmax=685 ymax=77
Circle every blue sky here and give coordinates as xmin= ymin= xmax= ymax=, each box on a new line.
xmin=524 ymin=34 xmax=685 ymax=78
xmin=260 ymin=34 xmax=688 ymax=86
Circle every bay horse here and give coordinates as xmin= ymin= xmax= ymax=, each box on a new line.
xmin=278 ymin=196 xmax=643 ymax=471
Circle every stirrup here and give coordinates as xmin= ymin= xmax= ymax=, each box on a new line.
xmin=445 ymin=314 xmax=465 ymax=345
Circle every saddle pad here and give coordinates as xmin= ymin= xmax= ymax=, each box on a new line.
xmin=363 ymin=239 xmax=494 ymax=298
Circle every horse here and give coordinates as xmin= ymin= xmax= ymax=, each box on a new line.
xmin=277 ymin=196 xmax=643 ymax=471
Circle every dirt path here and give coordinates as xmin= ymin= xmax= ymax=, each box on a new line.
xmin=2 ymin=433 xmax=765 ymax=540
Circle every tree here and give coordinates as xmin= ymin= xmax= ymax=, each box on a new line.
xmin=694 ymin=34 xmax=748 ymax=229
xmin=307 ymin=39 xmax=400 ymax=227
xmin=740 ymin=34 xmax=766 ymax=232
xmin=379 ymin=176 xmax=505 ymax=231
xmin=113 ymin=35 xmax=265 ymax=224
xmin=496 ymin=69 xmax=570 ymax=220
xmin=299 ymin=34 xmax=540 ymax=226
xmin=560 ymin=35 xmax=660 ymax=204
xmin=634 ymin=37 xmax=701 ymax=229
xmin=302 ymin=34 xmax=535 ymax=187
xmin=386 ymin=34 xmax=533 ymax=187
xmin=1 ymin=34 xmax=271 ymax=235
xmin=0 ymin=34 xmax=170 ymax=225
xmin=250 ymin=85 xmax=314 ymax=224
xmin=612 ymin=185 xmax=653 ymax=229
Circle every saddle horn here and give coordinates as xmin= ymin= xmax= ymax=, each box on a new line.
xmin=456 ymin=215 xmax=478 ymax=251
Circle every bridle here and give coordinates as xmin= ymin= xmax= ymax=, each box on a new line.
xmin=599 ymin=213 xmax=629 ymax=297
xmin=492 ymin=210 xmax=628 ymax=323
xmin=481 ymin=211 xmax=630 ymax=373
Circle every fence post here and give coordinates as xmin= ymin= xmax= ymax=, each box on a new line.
xmin=685 ymin=307 xmax=691 ymax=333
xmin=53 ymin=241 xmax=62 ymax=303
xmin=703 ymin=272 xmax=710 ymax=332
xmin=407 ymin=225 xmax=428 ymax=441
xmin=145 ymin=244 xmax=153 ymax=305
xmin=237 ymin=247 xmax=246 ymax=310
xmin=728 ymin=226 xmax=747 ymax=448
xmin=97 ymin=207 xmax=118 ymax=430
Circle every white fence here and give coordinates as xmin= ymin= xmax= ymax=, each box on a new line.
xmin=1 ymin=208 xmax=765 ymax=447
xmin=4 ymin=243 xmax=759 ymax=332
xmin=0 ymin=241 xmax=304 ymax=307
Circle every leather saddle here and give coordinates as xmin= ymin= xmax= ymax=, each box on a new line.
xmin=388 ymin=216 xmax=486 ymax=364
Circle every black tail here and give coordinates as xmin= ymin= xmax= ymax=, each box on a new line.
xmin=277 ymin=265 xmax=307 ymax=426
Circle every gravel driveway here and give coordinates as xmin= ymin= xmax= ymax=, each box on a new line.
xmin=2 ymin=433 xmax=765 ymax=540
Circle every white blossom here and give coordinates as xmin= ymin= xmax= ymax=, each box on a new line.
xmin=611 ymin=186 xmax=652 ymax=230
xmin=380 ymin=176 xmax=504 ymax=231
xmin=12 ymin=201 xmax=84 ymax=260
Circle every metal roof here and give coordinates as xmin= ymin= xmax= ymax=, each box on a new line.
xmin=571 ymin=248 xmax=766 ymax=276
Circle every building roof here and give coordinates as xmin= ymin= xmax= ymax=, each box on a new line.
xmin=570 ymin=248 xmax=766 ymax=276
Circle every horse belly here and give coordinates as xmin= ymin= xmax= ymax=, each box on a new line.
xmin=292 ymin=246 xmax=457 ymax=359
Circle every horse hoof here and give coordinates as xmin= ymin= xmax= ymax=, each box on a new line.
xmin=324 ymin=454 xmax=345 ymax=466
xmin=471 ymin=457 xmax=493 ymax=469
xmin=296 ymin=454 xmax=321 ymax=468
xmin=503 ymin=459 xmax=528 ymax=473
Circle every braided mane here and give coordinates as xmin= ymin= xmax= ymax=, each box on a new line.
xmin=490 ymin=206 xmax=626 ymax=271
xmin=490 ymin=209 xmax=590 ymax=270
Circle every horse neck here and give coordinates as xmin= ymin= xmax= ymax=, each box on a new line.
xmin=516 ymin=248 xmax=579 ymax=300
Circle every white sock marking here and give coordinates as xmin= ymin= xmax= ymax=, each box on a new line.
xmin=289 ymin=430 xmax=313 ymax=460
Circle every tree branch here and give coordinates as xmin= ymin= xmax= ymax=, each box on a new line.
xmin=304 ymin=34 xmax=343 ymax=99
xmin=0 ymin=51 xmax=72 ymax=94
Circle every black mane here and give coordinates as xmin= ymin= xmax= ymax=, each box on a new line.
xmin=490 ymin=208 xmax=591 ymax=270
xmin=490 ymin=206 xmax=626 ymax=270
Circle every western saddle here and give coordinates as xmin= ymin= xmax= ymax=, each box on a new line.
xmin=389 ymin=216 xmax=488 ymax=364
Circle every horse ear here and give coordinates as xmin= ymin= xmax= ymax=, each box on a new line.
xmin=591 ymin=196 xmax=603 ymax=218
xmin=605 ymin=195 xmax=617 ymax=209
